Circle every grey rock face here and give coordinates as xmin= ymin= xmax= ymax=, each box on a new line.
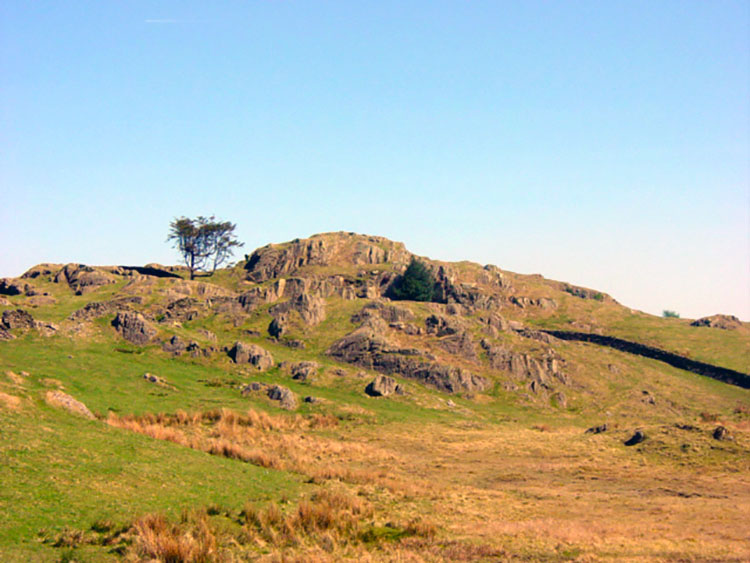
xmin=1 ymin=309 xmax=35 ymax=330
xmin=228 ymin=342 xmax=274 ymax=370
xmin=112 ymin=311 xmax=157 ymax=345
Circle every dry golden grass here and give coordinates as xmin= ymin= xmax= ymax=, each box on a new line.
xmin=102 ymin=406 xmax=750 ymax=561
xmin=0 ymin=391 xmax=22 ymax=410
xmin=106 ymin=408 xmax=425 ymax=496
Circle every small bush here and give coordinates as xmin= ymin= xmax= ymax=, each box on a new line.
xmin=662 ymin=310 xmax=680 ymax=318
xmin=387 ymin=258 xmax=437 ymax=302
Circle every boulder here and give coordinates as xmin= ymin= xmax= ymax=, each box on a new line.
xmin=21 ymin=264 xmax=59 ymax=279
xmin=0 ymin=297 xmax=11 ymax=306
xmin=112 ymin=311 xmax=157 ymax=345
xmin=624 ymin=430 xmax=646 ymax=446
xmin=713 ymin=426 xmax=732 ymax=441
xmin=269 ymin=291 xmax=326 ymax=326
xmin=45 ymin=390 xmax=95 ymax=419
xmin=691 ymin=315 xmax=743 ymax=330
xmin=365 ymin=375 xmax=404 ymax=397
xmin=267 ymin=385 xmax=297 ymax=410
xmin=351 ymin=301 xmax=415 ymax=324
xmin=228 ymin=342 xmax=274 ymax=370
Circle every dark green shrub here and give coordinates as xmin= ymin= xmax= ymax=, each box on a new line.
xmin=662 ymin=310 xmax=680 ymax=318
xmin=388 ymin=259 xmax=436 ymax=302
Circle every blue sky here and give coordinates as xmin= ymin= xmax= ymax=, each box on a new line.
xmin=1 ymin=1 xmax=748 ymax=319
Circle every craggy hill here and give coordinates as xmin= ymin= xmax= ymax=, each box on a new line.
xmin=1 ymin=232 xmax=749 ymax=561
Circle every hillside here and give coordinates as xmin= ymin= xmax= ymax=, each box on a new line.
xmin=1 ymin=232 xmax=749 ymax=561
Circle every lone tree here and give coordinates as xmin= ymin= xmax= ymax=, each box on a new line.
xmin=167 ymin=216 xmax=244 ymax=279
xmin=388 ymin=258 xmax=436 ymax=302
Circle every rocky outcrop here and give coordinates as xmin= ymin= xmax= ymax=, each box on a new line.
xmin=21 ymin=264 xmax=60 ymax=279
xmin=162 ymin=297 xmax=201 ymax=323
xmin=268 ymin=315 xmax=287 ymax=338
xmin=244 ymin=233 xmax=410 ymax=283
xmin=269 ymin=292 xmax=326 ymax=326
xmin=267 ymin=385 xmax=297 ymax=410
xmin=112 ymin=311 xmax=157 ymax=345
xmin=480 ymin=340 xmax=567 ymax=386
xmin=425 ymin=314 xmax=462 ymax=336
xmin=68 ymin=297 xmax=142 ymax=321
xmin=509 ymin=296 xmax=557 ymax=310
xmin=691 ymin=315 xmax=743 ymax=330
xmin=0 ymin=279 xmax=29 ymax=296
xmin=54 ymin=264 xmax=117 ymax=295
xmin=228 ymin=342 xmax=274 ymax=370
xmin=351 ymin=301 xmax=415 ymax=324
xmin=365 ymin=375 xmax=404 ymax=397
xmin=327 ymin=320 xmax=489 ymax=394
xmin=2 ymin=309 xmax=35 ymax=331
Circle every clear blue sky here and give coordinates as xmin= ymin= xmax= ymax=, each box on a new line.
xmin=2 ymin=1 xmax=748 ymax=320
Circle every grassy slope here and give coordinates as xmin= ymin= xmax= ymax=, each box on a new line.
xmin=1 ymin=262 xmax=749 ymax=560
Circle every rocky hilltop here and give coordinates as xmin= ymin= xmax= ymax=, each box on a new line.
xmin=2 ymin=232 xmax=747 ymax=409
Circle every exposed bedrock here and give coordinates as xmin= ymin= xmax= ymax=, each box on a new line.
xmin=327 ymin=318 xmax=489 ymax=394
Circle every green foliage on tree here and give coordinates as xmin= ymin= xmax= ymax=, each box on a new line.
xmin=168 ymin=216 xmax=244 ymax=280
xmin=662 ymin=310 xmax=680 ymax=318
xmin=388 ymin=258 xmax=436 ymax=302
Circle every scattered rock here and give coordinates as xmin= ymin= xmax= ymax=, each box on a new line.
xmin=162 ymin=335 xmax=187 ymax=355
xmin=0 ymin=391 xmax=22 ymax=410
xmin=282 ymin=361 xmax=319 ymax=381
xmin=352 ymin=301 xmax=415 ymax=324
xmin=624 ymin=430 xmax=646 ymax=446
xmin=267 ymin=385 xmax=297 ymax=410
xmin=112 ymin=311 xmax=157 ymax=345
xmin=713 ymin=426 xmax=732 ymax=441
xmin=365 ymin=375 xmax=404 ymax=397
xmin=228 ymin=342 xmax=274 ymax=370
xmin=0 ymin=297 xmax=11 ymax=306
xmin=304 ymin=396 xmax=322 ymax=404
xmin=585 ymin=424 xmax=609 ymax=434
xmin=283 ymin=339 xmax=306 ymax=349
xmin=142 ymin=372 xmax=173 ymax=388
xmin=45 ymin=390 xmax=95 ymax=419
xmin=691 ymin=315 xmax=743 ymax=330
xmin=34 ymin=320 xmax=58 ymax=336
xmin=197 ymin=329 xmax=217 ymax=342
xmin=641 ymin=390 xmax=656 ymax=405
xmin=21 ymin=264 xmax=58 ymax=279
xmin=241 ymin=381 xmax=268 ymax=396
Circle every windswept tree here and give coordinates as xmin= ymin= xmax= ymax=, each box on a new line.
xmin=167 ymin=216 xmax=244 ymax=279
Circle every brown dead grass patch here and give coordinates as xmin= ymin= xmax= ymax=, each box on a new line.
xmin=106 ymin=408 xmax=424 ymax=495
xmin=0 ymin=391 xmax=22 ymax=410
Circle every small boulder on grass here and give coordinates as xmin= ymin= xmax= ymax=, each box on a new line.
xmin=45 ymin=390 xmax=95 ymax=419
xmin=624 ymin=430 xmax=646 ymax=446
xmin=365 ymin=375 xmax=404 ymax=397
xmin=267 ymin=385 xmax=297 ymax=410
xmin=713 ymin=426 xmax=732 ymax=441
